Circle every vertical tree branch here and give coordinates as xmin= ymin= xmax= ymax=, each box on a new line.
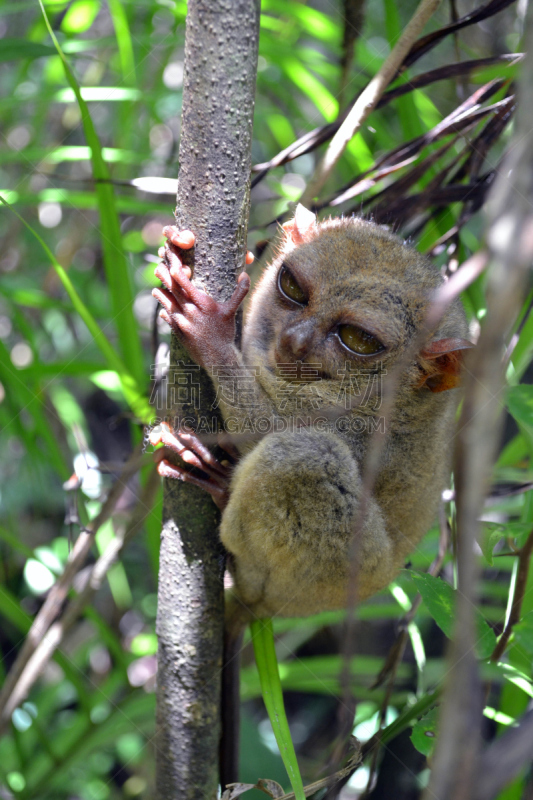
xmin=155 ymin=3 xmax=259 ymax=799
xmin=423 ymin=3 xmax=533 ymax=797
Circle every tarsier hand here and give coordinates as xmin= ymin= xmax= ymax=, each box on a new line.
xmin=152 ymin=226 xmax=254 ymax=369
xmin=151 ymin=225 xmax=254 ymax=507
xmin=149 ymin=421 xmax=237 ymax=510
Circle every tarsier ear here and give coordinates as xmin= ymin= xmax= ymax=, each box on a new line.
xmin=282 ymin=204 xmax=317 ymax=245
xmin=418 ymin=337 xmax=474 ymax=393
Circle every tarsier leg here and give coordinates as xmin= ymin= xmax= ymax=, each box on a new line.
xmin=150 ymin=423 xmax=233 ymax=510
xmin=220 ymin=430 xmax=395 ymax=619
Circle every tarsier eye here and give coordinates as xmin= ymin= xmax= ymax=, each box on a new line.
xmin=338 ymin=324 xmax=384 ymax=356
xmin=278 ymin=265 xmax=307 ymax=305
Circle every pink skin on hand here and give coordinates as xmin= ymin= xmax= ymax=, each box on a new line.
xmin=151 ymin=227 xmax=249 ymax=495
xmin=152 ymin=226 xmax=252 ymax=369
xmin=149 ymin=421 xmax=233 ymax=508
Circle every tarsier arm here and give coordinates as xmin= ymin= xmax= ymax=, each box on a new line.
xmin=152 ymin=228 xmax=278 ymax=429
xmin=152 ymin=228 xmax=250 ymax=369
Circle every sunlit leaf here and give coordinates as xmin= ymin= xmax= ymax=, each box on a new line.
xmin=61 ymin=0 xmax=100 ymax=34
xmin=513 ymin=614 xmax=533 ymax=655
xmin=507 ymin=385 xmax=533 ymax=451
xmin=251 ymin=619 xmax=306 ymax=800
xmin=409 ymin=572 xmax=497 ymax=659
xmin=410 ymin=706 xmax=439 ymax=756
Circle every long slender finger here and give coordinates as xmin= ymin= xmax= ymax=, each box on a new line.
xmin=165 ymin=255 xmax=192 ymax=280
xmin=157 ymin=429 xmax=203 ymax=466
xmin=168 ymin=259 xmax=213 ymax=311
xmin=164 ymin=242 xmax=189 ymax=276
xmin=223 ymin=273 xmax=250 ymax=316
xmin=163 ymin=227 xmax=195 ymax=249
xmin=152 ymin=287 xmax=181 ymax=315
xmin=157 ymin=428 xmax=229 ymax=485
xmin=157 ymin=308 xmax=195 ymax=337
xmin=155 ymin=446 xmax=228 ymax=494
xmin=154 ymin=423 xmax=230 ymax=478
xmin=170 ymin=441 xmax=227 ymax=484
xmin=158 ymin=244 xmax=184 ymax=275
xmin=154 ymin=262 xmax=173 ymax=291
xmin=156 ymin=458 xmax=226 ymax=506
xmin=175 ymin=430 xmax=229 ymax=476
xmin=161 ymin=242 xmax=193 ymax=281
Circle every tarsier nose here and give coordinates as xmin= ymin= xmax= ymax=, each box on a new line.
xmin=280 ymin=321 xmax=314 ymax=358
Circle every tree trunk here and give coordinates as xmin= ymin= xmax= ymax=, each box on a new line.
xmin=155 ymin=3 xmax=259 ymax=799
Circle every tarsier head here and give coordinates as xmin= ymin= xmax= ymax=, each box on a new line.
xmin=243 ymin=205 xmax=472 ymax=416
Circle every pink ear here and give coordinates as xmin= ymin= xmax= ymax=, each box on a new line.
xmin=418 ymin=337 xmax=474 ymax=393
xmin=282 ymin=204 xmax=317 ymax=245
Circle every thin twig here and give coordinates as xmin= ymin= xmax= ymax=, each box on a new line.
xmin=372 ymin=509 xmax=450 ymax=692
xmin=300 ymin=0 xmax=443 ymax=205
xmin=423 ymin=2 xmax=533 ymax=794
xmin=360 ymin=510 xmax=450 ymax=795
xmin=473 ymin=706 xmax=533 ymax=800
xmin=0 ymin=445 xmax=146 ymax=729
xmin=333 ymin=246 xmax=488 ymax=782
xmin=491 ymin=528 xmax=533 ymax=662
xmin=0 ymin=467 xmax=160 ymax=733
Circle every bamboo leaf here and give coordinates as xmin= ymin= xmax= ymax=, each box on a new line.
xmin=0 ymin=194 xmax=151 ymax=421
xmin=251 ymin=619 xmax=305 ymax=800
xmin=38 ymin=0 xmax=145 ymax=387
xmin=409 ymin=572 xmax=497 ymax=659
xmin=0 ymin=38 xmax=56 ymax=61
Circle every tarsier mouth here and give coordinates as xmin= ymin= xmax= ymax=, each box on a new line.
xmin=271 ymin=350 xmax=332 ymax=382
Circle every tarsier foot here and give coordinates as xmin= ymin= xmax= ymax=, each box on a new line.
xmin=151 ymin=226 xmax=253 ymax=368
xmin=150 ymin=422 xmax=234 ymax=510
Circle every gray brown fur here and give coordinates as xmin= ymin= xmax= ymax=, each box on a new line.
xmin=218 ymin=209 xmax=468 ymax=622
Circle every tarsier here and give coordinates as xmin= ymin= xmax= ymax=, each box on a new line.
xmin=151 ymin=204 xmax=471 ymax=632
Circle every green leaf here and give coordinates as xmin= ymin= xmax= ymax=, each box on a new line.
xmin=241 ymin=654 xmax=410 ymax=699
xmin=409 ymin=572 xmax=497 ymax=659
xmin=479 ymin=524 xmax=506 ymax=565
xmin=0 ymin=145 xmax=142 ymax=166
xmin=380 ymin=690 xmax=440 ymax=746
xmin=54 ymin=86 xmax=142 ymax=102
xmin=251 ymin=619 xmax=305 ymax=800
xmin=130 ymin=633 xmax=158 ymax=656
xmin=61 ymin=0 xmax=100 ymax=34
xmin=479 ymin=522 xmax=531 ymax=564
xmin=410 ymin=706 xmax=439 ymax=756
xmin=280 ymin=56 xmax=338 ymax=122
xmin=0 ymin=336 xmax=68 ymax=476
xmin=513 ymin=614 xmax=533 ymax=655
xmin=39 ymin=1 xmax=145 ymax=389
xmin=108 ymin=0 xmax=136 ymax=85
xmin=0 ymin=194 xmax=151 ymax=422
xmin=508 ymin=289 xmax=533 ymax=381
xmin=0 ymin=586 xmax=32 ymax=633
xmin=507 ymin=385 xmax=533 ymax=452
xmin=0 ymin=38 xmax=57 ymax=62
xmin=2 ymin=187 xmax=170 ymax=215
xmin=409 ymin=572 xmax=455 ymax=637
xmin=266 ymin=113 xmax=296 ymax=149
